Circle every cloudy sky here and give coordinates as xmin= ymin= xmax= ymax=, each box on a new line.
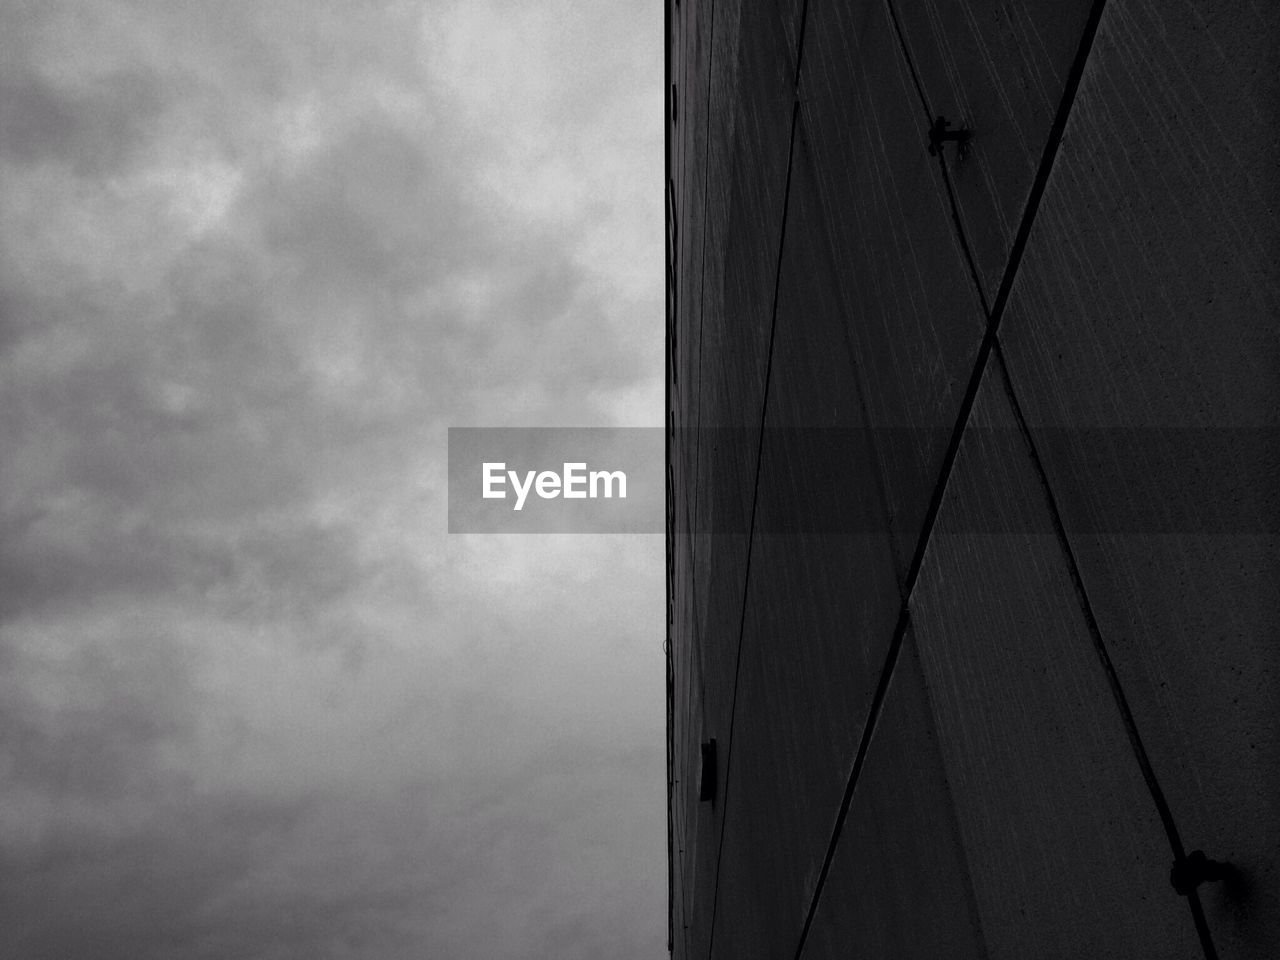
xmin=0 ymin=1 xmax=665 ymax=957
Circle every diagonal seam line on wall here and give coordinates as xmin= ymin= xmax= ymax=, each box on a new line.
xmin=664 ymin=0 xmax=674 ymax=949
xmin=680 ymin=461 xmax=706 ymax=960
xmin=879 ymin=0 xmax=1220 ymax=954
xmin=691 ymin=0 xmax=718 ymax=545
xmin=678 ymin=6 xmax=721 ymax=955
xmin=796 ymin=127 xmax=909 ymax=580
xmin=701 ymin=5 xmax=815 ymax=955
xmin=885 ymin=0 xmax=995 ymax=317
xmin=990 ymin=343 xmax=1220 ymax=960
xmin=701 ymin=1 xmax=819 ymax=947
xmin=935 ymin=155 xmax=993 ymax=315
xmin=668 ymin=2 xmax=718 ymax=955
xmin=670 ymin=472 xmax=706 ymax=960
xmin=703 ymin=92 xmax=802 ymax=960
xmin=873 ymin=16 xmax=996 ymax=954
xmin=785 ymin=9 xmax=991 ymax=954
xmin=791 ymin=0 xmax=1114 ymax=956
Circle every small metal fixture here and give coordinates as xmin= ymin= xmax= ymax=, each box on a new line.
xmin=1170 ymin=850 xmax=1227 ymax=896
xmin=927 ymin=115 xmax=971 ymax=158
xmin=699 ymin=738 xmax=717 ymax=803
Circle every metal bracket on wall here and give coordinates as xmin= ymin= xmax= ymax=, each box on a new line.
xmin=1170 ymin=850 xmax=1228 ymax=896
xmin=699 ymin=739 xmax=717 ymax=803
xmin=927 ymin=115 xmax=971 ymax=158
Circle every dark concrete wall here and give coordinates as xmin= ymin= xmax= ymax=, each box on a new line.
xmin=666 ymin=1 xmax=1278 ymax=958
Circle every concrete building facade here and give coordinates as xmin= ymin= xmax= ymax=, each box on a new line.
xmin=665 ymin=2 xmax=1278 ymax=958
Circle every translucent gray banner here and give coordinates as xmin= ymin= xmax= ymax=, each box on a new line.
xmin=448 ymin=428 xmax=664 ymax=533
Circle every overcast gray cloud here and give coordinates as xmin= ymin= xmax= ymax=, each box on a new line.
xmin=0 ymin=1 xmax=665 ymax=957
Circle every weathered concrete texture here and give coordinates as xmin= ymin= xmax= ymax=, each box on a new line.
xmin=797 ymin=0 xmax=987 ymax=576
xmin=800 ymin=636 xmax=985 ymax=960
xmin=893 ymin=0 xmax=1096 ymax=295
xmin=911 ymin=369 xmax=1201 ymax=960
xmin=706 ymin=139 xmax=903 ymax=960
xmin=997 ymin=2 xmax=1280 ymax=954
